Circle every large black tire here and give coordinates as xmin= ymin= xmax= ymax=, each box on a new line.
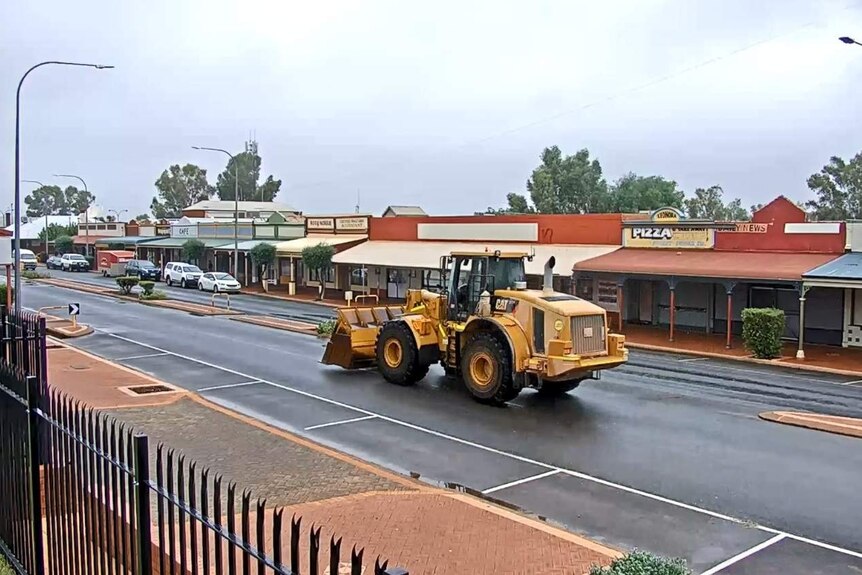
xmin=536 ymin=379 xmax=582 ymax=397
xmin=461 ymin=332 xmax=519 ymax=405
xmin=376 ymin=322 xmax=429 ymax=386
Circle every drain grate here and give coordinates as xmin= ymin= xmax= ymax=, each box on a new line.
xmin=127 ymin=384 xmax=175 ymax=395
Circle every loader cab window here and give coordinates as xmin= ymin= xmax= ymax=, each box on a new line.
xmin=486 ymin=258 xmax=526 ymax=290
xmin=448 ymin=256 xmax=499 ymax=320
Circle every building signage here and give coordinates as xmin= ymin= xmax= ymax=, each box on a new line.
xmin=307 ymin=217 xmax=335 ymax=232
xmin=155 ymin=225 xmax=170 ymax=236
xmin=732 ymin=223 xmax=768 ymax=233
xmin=335 ymin=217 xmax=368 ymax=233
xmin=623 ymin=206 xmax=714 ymax=249
xmin=171 ymin=225 xmax=198 ymax=238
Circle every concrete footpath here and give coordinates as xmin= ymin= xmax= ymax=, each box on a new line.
xmin=48 ymin=340 xmax=619 ymax=575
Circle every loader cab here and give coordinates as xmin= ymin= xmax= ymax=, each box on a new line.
xmin=444 ymin=253 xmax=527 ymax=321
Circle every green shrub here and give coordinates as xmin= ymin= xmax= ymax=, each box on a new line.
xmin=0 ymin=284 xmax=12 ymax=305
xmin=0 ymin=552 xmax=14 ymax=575
xmin=139 ymin=280 xmax=155 ymax=295
xmin=55 ymin=235 xmax=74 ymax=254
xmin=741 ymin=307 xmax=785 ymax=359
xmin=590 ymin=551 xmax=690 ymax=575
xmin=317 ymin=319 xmax=336 ymax=336
xmin=21 ymin=270 xmax=50 ymax=280
xmin=140 ymin=289 xmax=167 ymax=301
xmin=116 ymin=276 xmax=139 ymax=295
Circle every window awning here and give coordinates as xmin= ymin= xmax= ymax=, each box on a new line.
xmin=141 ymin=237 xmax=235 ymax=249
xmin=93 ymin=236 xmax=163 ymax=247
xmin=574 ymin=248 xmax=839 ymax=282
xmin=72 ymin=235 xmax=107 ymax=245
xmin=213 ymin=239 xmax=282 ymax=252
xmin=276 ymin=234 xmax=366 ymax=256
xmin=332 ymin=241 xmax=620 ymax=275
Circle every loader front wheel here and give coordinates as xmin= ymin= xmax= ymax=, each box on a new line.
xmin=376 ymin=322 xmax=428 ymax=386
xmin=461 ymin=332 xmax=519 ymax=405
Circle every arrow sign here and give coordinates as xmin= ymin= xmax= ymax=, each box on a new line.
xmin=68 ymin=303 xmax=80 ymax=316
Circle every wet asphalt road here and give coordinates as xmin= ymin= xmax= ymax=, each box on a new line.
xmin=42 ymin=268 xmax=336 ymax=324
xmin=23 ymin=281 xmax=862 ymax=574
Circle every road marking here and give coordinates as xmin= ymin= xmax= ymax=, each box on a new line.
xmin=197 ymin=380 xmax=262 ymax=392
xmin=114 ymin=352 xmax=169 ymax=361
xmin=481 ymin=470 xmax=561 ymax=495
xmin=700 ymin=533 xmax=786 ymax=575
xmin=304 ymin=415 xmax=378 ymax=431
xmin=838 ymin=379 xmax=862 ymax=386
xmin=99 ymin=331 xmax=862 ymax=561
xmin=677 ymin=357 xmax=710 ymax=363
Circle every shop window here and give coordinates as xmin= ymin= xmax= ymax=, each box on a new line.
xmin=596 ymin=281 xmax=618 ymax=307
xmin=310 ymin=266 xmax=334 ymax=283
xmin=423 ymin=269 xmax=443 ymax=290
xmin=576 ymin=277 xmax=595 ymax=301
xmin=351 ymin=267 xmax=368 ymax=287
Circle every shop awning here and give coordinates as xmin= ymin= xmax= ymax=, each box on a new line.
xmin=332 ymin=241 xmax=620 ymax=275
xmin=141 ymin=237 xmax=235 ymax=249
xmin=72 ymin=235 xmax=107 ymax=245
xmin=574 ymin=248 xmax=839 ymax=282
xmin=213 ymin=239 xmax=281 ymax=252
xmin=802 ymin=252 xmax=861 ymax=288
xmin=276 ymin=234 xmax=366 ymax=256
xmin=93 ymin=236 xmax=163 ymax=247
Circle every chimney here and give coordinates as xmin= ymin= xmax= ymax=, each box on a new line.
xmin=543 ymin=256 xmax=555 ymax=295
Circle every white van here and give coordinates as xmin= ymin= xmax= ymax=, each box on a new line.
xmin=17 ymin=249 xmax=38 ymax=271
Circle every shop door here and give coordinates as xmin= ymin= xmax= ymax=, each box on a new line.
xmin=638 ymin=281 xmax=653 ymax=323
xmin=387 ymin=269 xmax=407 ymax=299
xmin=749 ymin=286 xmax=800 ymax=339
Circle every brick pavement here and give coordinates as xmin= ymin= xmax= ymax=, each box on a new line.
xmin=49 ymin=342 xmax=619 ymax=574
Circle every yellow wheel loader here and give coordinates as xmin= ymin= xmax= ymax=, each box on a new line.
xmin=322 ymin=251 xmax=627 ymax=404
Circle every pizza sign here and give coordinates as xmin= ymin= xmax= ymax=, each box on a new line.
xmin=631 ymin=228 xmax=674 ymax=240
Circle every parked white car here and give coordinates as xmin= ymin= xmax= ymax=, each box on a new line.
xmin=198 ymin=272 xmax=241 ymax=293
xmin=60 ymin=253 xmax=90 ymax=272
xmin=162 ymin=262 xmax=203 ymax=288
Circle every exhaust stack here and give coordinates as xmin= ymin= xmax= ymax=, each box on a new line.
xmin=543 ymin=256 xmax=555 ymax=295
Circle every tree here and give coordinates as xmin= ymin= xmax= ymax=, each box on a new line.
xmin=133 ymin=213 xmax=151 ymax=222
xmin=64 ymin=186 xmax=95 ymax=215
xmin=684 ymin=185 xmax=748 ymax=221
xmin=526 ymin=146 xmax=608 ymax=213
xmin=607 ymin=173 xmax=685 ymax=213
xmin=24 ymin=185 xmax=64 ymax=217
xmin=215 ymin=140 xmax=282 ymax=202
xmin=806 ymin=153 xmax=862 ymax=220
xmin=250 ymin=243 xmax=277 ymax=292
xmin=150 ymin=164 xmax=214 ymax=219
xmin=54 ymin=235 xmax=74 ymax=254
xmin=182 ymin=239 xmax=206 ymax=265
xmin=486 ymin=192 xmax=536 ymax=214
xmin=301 ymin=243 xmax=335 ymax=300
xmin=38 ymin=223 xmax=78 ymax=242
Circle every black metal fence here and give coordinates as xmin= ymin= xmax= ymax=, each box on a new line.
xmin=0 ymin=308 xmax=407 ymax=575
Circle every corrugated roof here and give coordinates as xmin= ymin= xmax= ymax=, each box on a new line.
xmin=276 ymin=234 xmax=366 ymax=255
xmin=213 ymin=239 xmax=281 ymax=252
xmin=5 ymin=215 xmax=79 ymax=239
xmin=332 ymin=241 xmax=618 ymax=275
xmin=803 ymin=252 xmax=862 ymax=280
xmin=141 ymin=237 xmax=234 ymax=248
xmin=574 ymin=248 xmax=837 ymax=281
xmin=93 ymin=236 xmax=162 ymax=246
xmin=382 ymin=205 xmax=427 ymax=216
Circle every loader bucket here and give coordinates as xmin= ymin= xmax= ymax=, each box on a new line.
xmin=320 ymin=307 xmax=380 ymax=369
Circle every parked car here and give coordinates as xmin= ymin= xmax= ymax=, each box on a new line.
xmin=198 ymin=272 xmax=241 ymax=293
xmin=124 ymin=259 xmax=160 ymax=280
xmin=163 ymin=262 xmax=203 ymax=288
xmin=15 ymin=249 xmax=38 ymax=271
xmin=60 ymin=253 xmax=90 ymax=272
xmin=46 ymin=255 xmax=63 ymax=270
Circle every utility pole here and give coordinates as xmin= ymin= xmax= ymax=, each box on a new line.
xmin=193 ymin=146 xmax=240 ymax=280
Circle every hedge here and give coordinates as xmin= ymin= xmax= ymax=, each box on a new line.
xmin=139 ymin=280 xmax=155 ymax=295
xmin=741 ymin=307 xmax=785 ymax=359
xmin=590 ymin=551 xmax=690 ymax=575
xmin=116 ymin=276 xmax=139 ymax=295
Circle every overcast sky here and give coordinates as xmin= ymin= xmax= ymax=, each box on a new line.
xmin=3 ymin=0 xmax=862 ymax=218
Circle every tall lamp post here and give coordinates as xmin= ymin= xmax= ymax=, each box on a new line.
xmin=192 ymin=146 xmax=240 ymax=280
xmin=14 ymin=60 xmax=113 ymax=314
xmin=21 ymin=180 xmax=48 ymax=257
xmin=108 ymin=209 xmax=128 ymax=222
xmin=54 ymin=173 xmax=91 ymax=259
xmin=839 ymin=36 xmax=862 ymax=46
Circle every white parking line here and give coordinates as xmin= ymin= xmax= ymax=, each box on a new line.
xmin=197 ymin=380 xmax=262 ymax=392
xmin=114 ymin=352 xmax=170 ymax=361
xmin=481 ymin=470 xmax=561 ymax=495
xmin=304 ymin=415 xmax=378 ymax=431
xmin=677 ymin=357 xmax=710 ymax=363
xmin=100 ymin=331 xmax=862 ymax=561
xmin=700 ymin=533 xmax=786 ymax=575
xmin=838 ymin=379 xmax=862 ymax=386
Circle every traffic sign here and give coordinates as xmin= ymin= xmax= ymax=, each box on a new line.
xmin=68 ymin=303 xmax=80 ymax=316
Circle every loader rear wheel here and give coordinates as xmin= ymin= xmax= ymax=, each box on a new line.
xmin=376 ymin=322 xmax=428 ymax=386
xmin=461 ymin=332 xmax=519 ymax=405
xmin=536 ymin=379 xmax=582 ymax=396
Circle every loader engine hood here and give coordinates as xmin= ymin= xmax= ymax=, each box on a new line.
xmin=493 ymin=288 xmax=606 ymax=317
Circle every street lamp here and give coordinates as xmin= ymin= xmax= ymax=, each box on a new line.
xmin=21 ymin=179 xmax=48 ymax=258
xmin=108 ymin=209 xmax=128 ymax=222
xmin=53 ymin=173 xmax=91 ymax=259
xmin=14 ymin=60 xmax=113 ymax=313
xmin=839 ymin=36 xmax=862 ymax=46
xmin=192 ymin=146 xmax=240 ymax=280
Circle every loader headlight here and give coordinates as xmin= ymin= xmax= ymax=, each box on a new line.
xmin=554 ymin=319 xmax=564 ymax=332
